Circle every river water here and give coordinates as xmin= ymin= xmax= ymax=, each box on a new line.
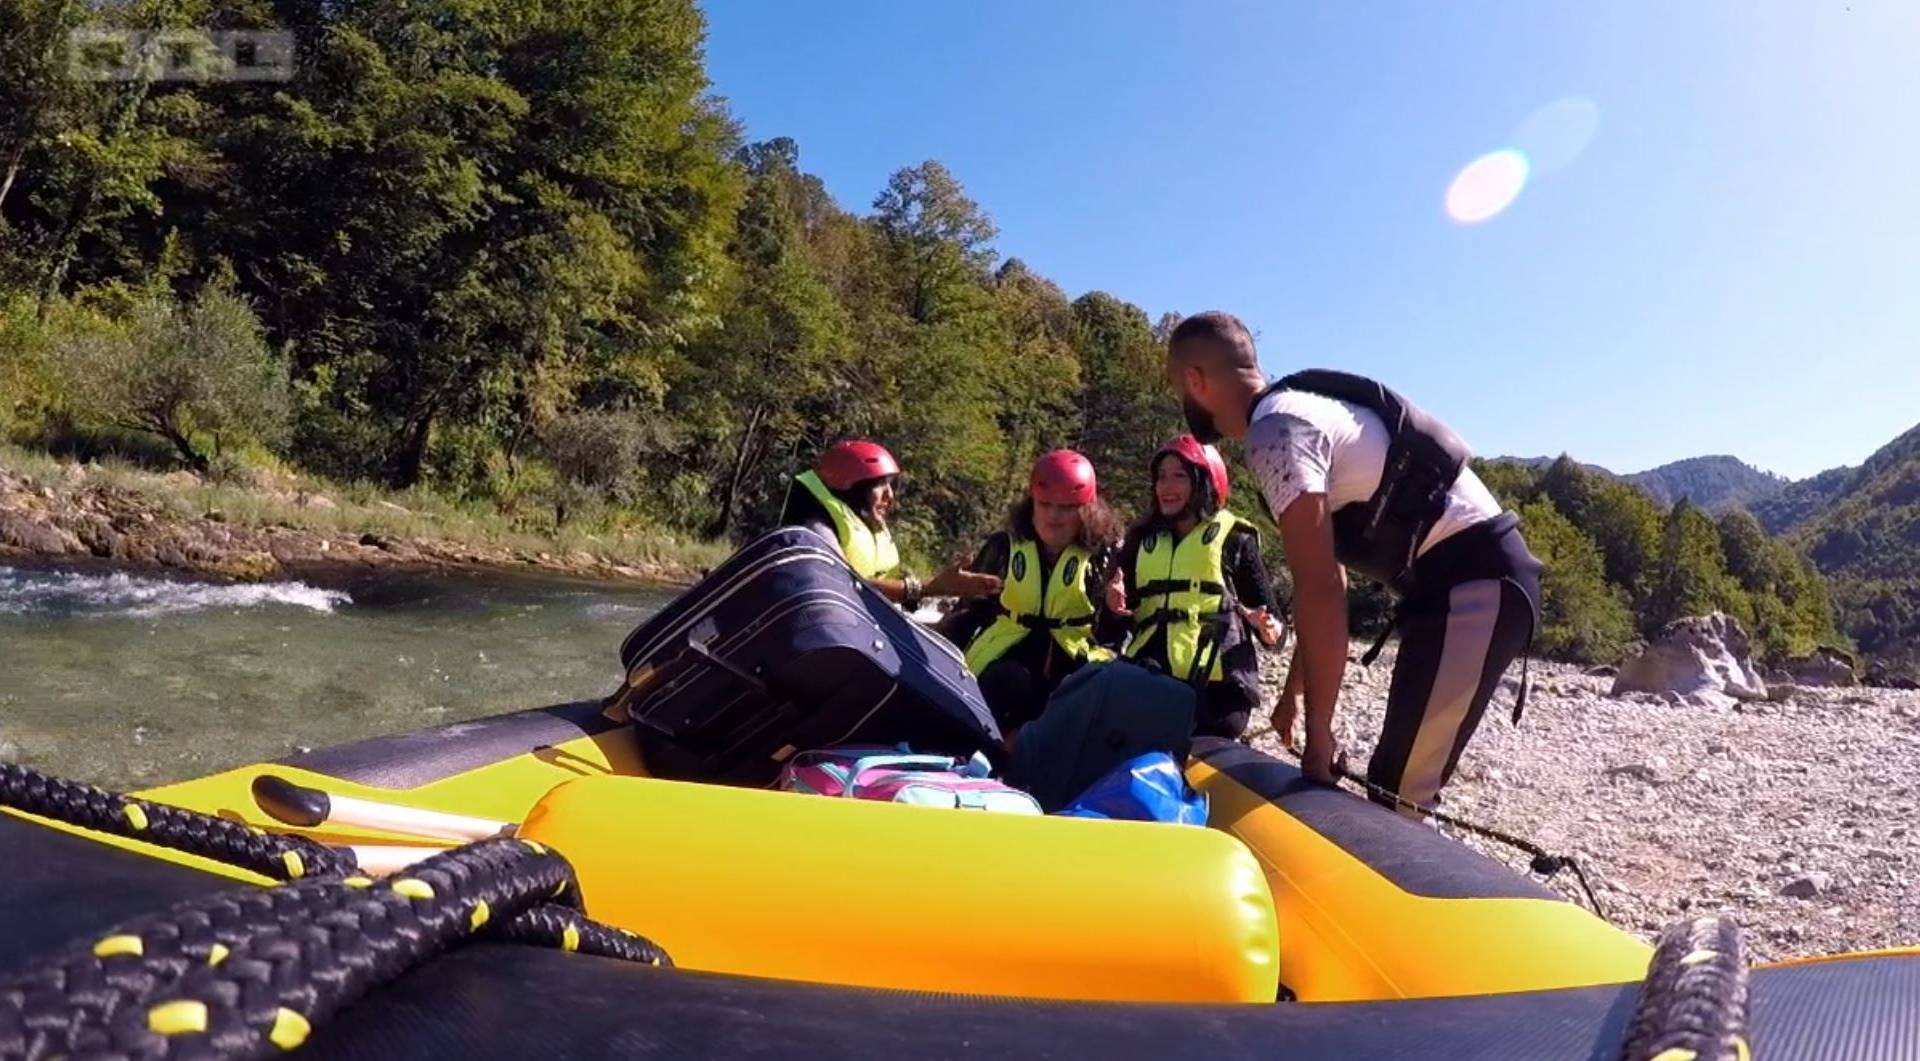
xmin=0 ymin=563 xmax=670 ymax=790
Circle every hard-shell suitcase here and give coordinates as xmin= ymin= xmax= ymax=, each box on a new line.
xmin=612 ymin=527 xmax=1001 ymax=785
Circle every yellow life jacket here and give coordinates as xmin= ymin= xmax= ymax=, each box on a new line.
xmin=1124 ymin=511 xmax=1254 ymax=683
xmin=965 ymin=539 xmax=1112 ymax=674
xmin=794 ymin=470 xmax=900 ymax=580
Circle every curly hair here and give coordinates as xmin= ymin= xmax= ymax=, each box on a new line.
xmin=1008 ymin=496 xmax=1122 ymax=552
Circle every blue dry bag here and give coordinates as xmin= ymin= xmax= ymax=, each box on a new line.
xmin=1057 ymin=751 xmax=1209 ymax=826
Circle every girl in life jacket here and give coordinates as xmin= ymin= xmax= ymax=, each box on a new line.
xmin=1109 ymin=436 xmax=1285 ymax=740
xmin=951 ymin=450 xmax=1123 ymax=739
xmin=780 ymin=439 xmax=1002 ymax=608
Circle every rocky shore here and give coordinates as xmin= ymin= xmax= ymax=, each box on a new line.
xmin=1252 ymin=648 xmax=1920 ymax=963
xmin=0 ymin=459 xmax=705 ymax=588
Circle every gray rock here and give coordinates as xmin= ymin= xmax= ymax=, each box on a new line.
xmin=0 ymin=511 xmax=84 ymax=556
xmin=1779 ymin=872 xmax=1832 ymax=899
xmin=1612 ymin=613 xmax=1768 ymax=701
xmin=358 ymin=532 xmax=418 ymax=558
xmin=1768 ymin=683 xmax=1805 ymax=703
xmin=1781 ymin=647 xmax=1859 ymax=688
xmin=1606 ymin=762 xmax=1662 ymax=784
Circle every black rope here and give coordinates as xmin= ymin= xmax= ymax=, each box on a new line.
xmin=1618 ymin=915 xmax=1751 ymax=1061
xmin=1328 ymin=761 xmax=1609 ymax=921
xmin=0 ymin=762 xmax=672 ymax=1060
xmin=1246 ymin=740 xmax=1611 ymax=921
xmin=1 ymin=761 xmax=355 ymax=881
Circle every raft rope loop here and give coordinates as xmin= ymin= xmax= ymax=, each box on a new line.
xmin=1332 ymin=760 xmax=1610 ymax=921
xmin=1618 ymin=916 xmax=1752 ymax=1061
xmin=0 ymin=762 xmax=670 ymax=1060
xmin=1251 ymin=737 xmax=1611 ymax=920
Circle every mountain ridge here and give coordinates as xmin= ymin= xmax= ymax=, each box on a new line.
xmin=1489 ymin=454 xmax=1788 ymax=513
xmin=1496 ymin=422 xmax=1920 ymax=686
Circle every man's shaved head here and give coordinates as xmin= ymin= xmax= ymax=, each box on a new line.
xmin=1163 ymin=310 xmax=1266 ymax=443
xmin=1168 ymin=311 xmax=1260 ymax=372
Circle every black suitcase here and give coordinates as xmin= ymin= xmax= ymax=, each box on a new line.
xmin=612 ymin=527 xmax=1002 ymax=785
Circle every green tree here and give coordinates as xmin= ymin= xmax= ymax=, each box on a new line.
xmin=1538 ymin=456 xmax=1663 ymax=614
xmin=1717 ymin=507 xmax=1841 ymax=660
xmin=1073 ymin=292 xmax=1178 ymax=513
xmin=50 ymin=286 xmax=287 ymax=470
xmin=1520 ymin=498 xmax=1636 ymax=661
xmin=872 ymin=160 xmax=998 ymax=327
xmin=539 ymin=410 xmax=673 ymax=526
xmin=867 ymin=160 xmax=1009 ymax=545
xmin=988 ymin=258 xmax=1080 ymax=496
xmin=0 ymin=0 xmax=210 ymax=304
xmin=1471 ymin=457 xmax=1540 ymax=509
xmin=1647 ymin=498 xmax=1750 ymax=631
xmin=170 ymin=0 xmax=740 ymax=489
xmin=670 ymin=140 xmax=856 ymax=538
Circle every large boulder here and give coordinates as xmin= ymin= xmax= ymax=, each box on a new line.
xmin=1779 ymin=646 xmax=1859 ymax=688
xmin=1611 ymin=613 xmax=1768 ymax=701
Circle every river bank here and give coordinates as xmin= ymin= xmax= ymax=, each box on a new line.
xmin=0 ymin=446 xmax=721 ymax=588
xmin=1251 ymin=648 xmax=1920 ymax=963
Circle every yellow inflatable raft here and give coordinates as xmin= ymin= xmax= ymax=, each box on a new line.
xmin=4 ymin=698 xmax=1916 ymax=1059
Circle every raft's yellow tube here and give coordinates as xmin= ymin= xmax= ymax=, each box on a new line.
xmin=135 ymin=725 xmax=643 ymax=848
xmin=1192 ymin=758 xmax=1652 ymax=1002
xmin=520 ymin=774 xmax=1280 ymax=1003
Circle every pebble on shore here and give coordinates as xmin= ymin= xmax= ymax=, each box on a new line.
xmin=1252 ymin=646 xmax=1920 ymax=962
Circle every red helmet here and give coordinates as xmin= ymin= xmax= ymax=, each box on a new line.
xmin=1030 ymin=449 xmax=1097 ymax=506
xmin=1153 ymin=435 xmax=1231 ymax=505
xmin=817 ymin=440 xmax=901 ymax=491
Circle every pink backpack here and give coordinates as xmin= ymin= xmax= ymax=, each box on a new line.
xmin=778 ymin=746 xmax=1042 ymax=815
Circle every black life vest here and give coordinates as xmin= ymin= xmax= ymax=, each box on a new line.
xmin=1252 ymin=369 xmax=1471 ymax=593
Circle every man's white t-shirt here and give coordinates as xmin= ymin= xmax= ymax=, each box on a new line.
xmin=1245 ymin=388 xmax=1502 ymax=557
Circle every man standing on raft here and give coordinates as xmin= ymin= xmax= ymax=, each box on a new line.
xmin=1163 ymin=311 xmax=1541 ymax=815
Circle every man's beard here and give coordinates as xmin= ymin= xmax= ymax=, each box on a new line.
xmin=1183 ymin=396 xmax=1223 ymax=445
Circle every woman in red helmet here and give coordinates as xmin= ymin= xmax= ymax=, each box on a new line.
xmin=780 ymin=439 xmax=1002 ymax=607
xmin=1110 ymin=436 xmax=1284 ymax=740
xmin=949 ymin=450 xmax=1123 ymax=736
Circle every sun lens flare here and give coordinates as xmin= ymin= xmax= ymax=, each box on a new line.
xmin=1512 ymin=96 xmax=1599 ymax=176
xmin=1444 ymin=148 xmax=1530 ymax=224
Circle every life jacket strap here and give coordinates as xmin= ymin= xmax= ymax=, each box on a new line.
xmin=1136 ymin=578 xmax=1226 ymax=599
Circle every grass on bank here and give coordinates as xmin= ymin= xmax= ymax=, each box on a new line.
xmin=0 ymin=442 xmax=732 ymax=579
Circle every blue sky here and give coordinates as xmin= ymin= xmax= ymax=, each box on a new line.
xmin=701 ymin=1 xmax=1919 ymax=479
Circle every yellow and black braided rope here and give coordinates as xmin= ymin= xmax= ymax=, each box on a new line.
xmin=0 ymin=763 xmax=670 ymax=1060
xmin=1 ymin=762 xmax=355 ymax=881
xmin=1619 ymin=915 xmax=1752 ymax=1061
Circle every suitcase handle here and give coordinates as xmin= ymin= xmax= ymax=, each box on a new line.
xmin=684 ymin=638 xmax=773 ymax=697
xmin=677 ymin=639 xmax=813 ymax=774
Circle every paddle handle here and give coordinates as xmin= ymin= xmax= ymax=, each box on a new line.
xmin=347 ymin=844 xmax=441 ymax=876
xmin=252 ymin=774 xmax=512 ymax=843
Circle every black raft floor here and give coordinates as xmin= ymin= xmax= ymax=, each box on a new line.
xmin=4 ymin=811 xmax=1918 ymax=1060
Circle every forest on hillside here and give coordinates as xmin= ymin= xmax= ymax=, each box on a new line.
xmin=0 ymin=0 xmax=1181 ymax=567
xmin=0 ymin=0 xmax=1861 ymax=671
xmin=1476 ymin=457 xmax=1839 ymax=666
